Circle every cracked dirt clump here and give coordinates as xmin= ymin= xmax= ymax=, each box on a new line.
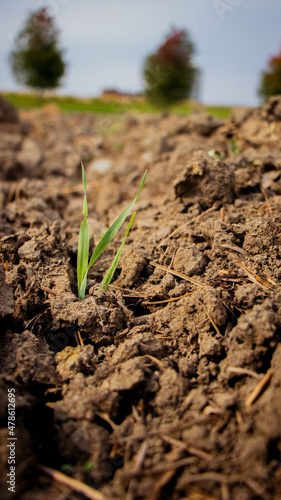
xmin=173 ymin=150 xmax=235 ymax=206
xmin=1 ymin=100 xmax=281 ymax=500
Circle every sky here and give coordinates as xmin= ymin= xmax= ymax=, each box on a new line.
xmin=0 ymin=0 xmax=281 ymax=106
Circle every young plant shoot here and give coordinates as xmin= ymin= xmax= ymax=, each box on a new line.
xmin=77 ymin=163 xmax=146 ymax=300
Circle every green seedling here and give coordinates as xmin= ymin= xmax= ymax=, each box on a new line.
xmin=114 ymin=140 xmax=124 ymax=152
xmin=61 ymin=461 xmax=93 ymax=473
xmin=208 ymin=149 xmax=225 ymax=160
xmin=77 ymin=163 xmax=146 ymax=300
xmin=60 ymin=464 xmax=73 ymax=472
xmin=230 ymin=138 xmax=242 ymax=154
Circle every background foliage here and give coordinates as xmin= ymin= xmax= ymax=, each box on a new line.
xmin=143 ymin=29 xmax=195 ymax=107
xmin=259 ymin=50 xmax=281 ymax=101
xmin=9 ymin=8 xmax=66 ymax=92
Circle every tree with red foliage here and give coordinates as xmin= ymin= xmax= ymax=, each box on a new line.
xmin=143 ymin=29 xmax=195 ymax=107
xmin=259 ymin=50 xmax=281 ymax=101
xmin=10 ymin=8 xmax=66 ymax=92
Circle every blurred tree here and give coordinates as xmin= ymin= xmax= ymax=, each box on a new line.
xmin=259 ymin=50 xmax=281 ymax=101
xmin=143 ymin=28 xmax=195 ymax=107
xmin=9 ymin=8 xmax=66 ymax=92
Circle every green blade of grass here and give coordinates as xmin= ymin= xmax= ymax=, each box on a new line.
xmin=77 ymin=219 xmax=89 ymax=297
xmin=82 ymin=162 xmax=88 ymax=218
xmin=78 ymin=170 xmax=146 ymax=300
xmin=77 ymin=163 xmax=89 ymax=297
xmin=88 ymin=170 xmax=146 ymax=269
xmin=99 ymin=212 xmax=136 ymax=291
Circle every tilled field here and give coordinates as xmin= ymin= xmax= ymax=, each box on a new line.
xmin=0 ymin=96 xmax=281 ymax=500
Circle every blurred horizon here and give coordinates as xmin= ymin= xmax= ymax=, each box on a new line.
xmin=1 ymin=0 xmax=281 ymax=107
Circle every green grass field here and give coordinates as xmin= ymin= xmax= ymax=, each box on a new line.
xmin=2 ymin=91 xmax=233 ymax=119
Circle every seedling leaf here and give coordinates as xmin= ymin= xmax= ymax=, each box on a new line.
xmin=207 ymin=149 xmax=224 ymax=160
xmin=88 ymin=170 xmax=146 ymax=270
xmin=77 ymin=163 xmax=89 ymax=297
xmin=82 ymin=162 xmax=88 ymax=217
xmin=77 ymin=219 xmax=89 ymax=297
xmin=77 ymin=170 xmax=146 ymax=300
xmin=100 ymin=212 xmax=136 ymax=291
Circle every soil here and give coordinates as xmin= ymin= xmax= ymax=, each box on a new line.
xmin=0 ymin=96 xmax=281 ymax=500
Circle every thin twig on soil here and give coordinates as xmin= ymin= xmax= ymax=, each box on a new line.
xmin=131 ymin=404 xmax=143 ymax=423
xmin=125 ymin=455 xmax=197 ymax=479
xmin=77 ymin=330 xmax=84 ymax=345
xmin=144 ymin=288 xmax=204 ymax=305
xmin=126 ymin=441 xmax=148 ymax=500
xmin=6 ymin=183 xmax=17 ymax=205
xmin=221 ymin=243 xmax=250 ymax=257
xmin=227 ymin=366 xmax=262 ymax=380
xmin=144 ymin=354 xmax=165 ymax=370
xmin=221 ymin=482 xmax=231 ymax=500
xmin=109 ymin=416 xmax=215 ymax=445
xmin=96 ymin=411 xmax=123 ymax=444
xmin=24 ymin=311 xmax=46 ymax=330
xmin=148 ymin=448 xmax=186 ymax=500
xmin=149 ymin=469 xmax=178 ymax=500
xmin=108 ymin=283 xmax=145 ymax=296
xmin=155 ymin=434 xmax=212 ymax=461
xmin=198 ymin=299 xmax=220 ymax=336
xmin=245 ymin=369 xmax=273 ymax=407
xmin=151 ymin=262 xmax=204 ymax=287
xmin=176 ymin=471 xmax=268 ymax=499
xmin=260 ymin=184 xmax=273 ymax=219
xmin=234 ymin=261 xmax=272 ymax=290
xmin=186 ymin=446 xmax=212 ymax=462
xmin=147 ymin=456 xmax=198 ymax=475
xmin=22 ymin=278 xmax=36 ymax=298
xmin=180 ymin=485 xmax=219 ymax=499
xmin=41 ymin=286 xmax=58 ymax=295
xmin=36 ymin=463 xmax=107 ymax=500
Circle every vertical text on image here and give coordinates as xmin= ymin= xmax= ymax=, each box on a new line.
xmin=7 ymin=388 xmax=16 ymax=493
